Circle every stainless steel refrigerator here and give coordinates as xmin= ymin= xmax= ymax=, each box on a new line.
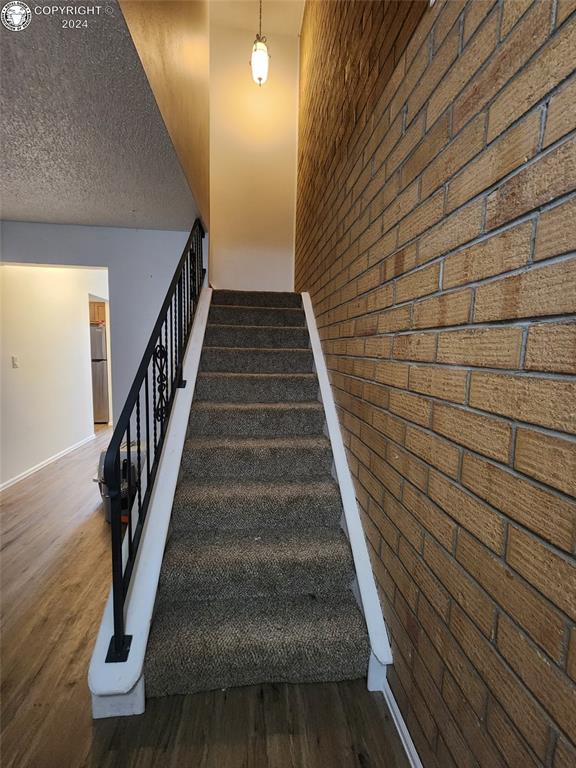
xmin=90 ymin=324 xmax=109 ymax=424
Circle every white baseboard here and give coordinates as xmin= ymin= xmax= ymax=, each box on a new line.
xmin=0 ymin=433 xmax=96 ymax=493
xmin=381 ymin=679 xmax=424 ymax=768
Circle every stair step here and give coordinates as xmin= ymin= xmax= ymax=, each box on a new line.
xmin=201 ymin=347 xmax=313 ymax=374
xmin=212 ymin=289 xmax=302 ymax=308
xmin=204 ymin=324 xmax=309 ymax=349
xmin=180 ymin=436 xmax=333 ymax=481
xmin=171 ymin=480 xmax=343 ymax=533
xmin=144 ymin=592 xmax=369 ymax=697
xmin=195 ymin=372 xmax=319 ymax=402
xmin=188 ymin=401 xmax=325 ymax=438
xmin=209 ymin=305 xmax=306 ymax=327
xmin=158 ymin=529 xmax=354 ymax=603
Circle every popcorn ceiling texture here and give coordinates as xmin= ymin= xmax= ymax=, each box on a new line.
xmin=295 ymin=1 xmax=576 ymax=766
xmin=0 ymin=0 xmax=197 ymax=230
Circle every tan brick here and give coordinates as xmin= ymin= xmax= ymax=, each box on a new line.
xmin=405 ymin=424 xmax=461 ymax=479
xmin=426 ymin=8 xmax=499 ymax=128
xmin=374 ymin=361 xmax=410 ymax=388
xmin=437 ymin=327 xmax=523 ymax=368
xmin=558 ymin=0 xmax=576 ymax=24
xmin=398 ymin=537 xmax=451 ymax=621
xmin=408 ymin=365 xmax=467 ymax=403
xmin=488 ymin=16 xmax=576 ymax=140
xmin=428 ymin=470 xmax=506 ymax=552
xmin=450 ymin=605 xmax=550 ymax=760
xmin=386 ymin=113 xmax=426 ymax=179
xmin=412 ymin=289 xmax=472 ymax=329
xmin=368 ymin=497 xmax=400 ymax=551
xmin=418 ymin=200 xmax=484 ymax=265
xmin=403 ymin=482 xmax=456 ymax=551
xmin=442 ymin=221 xmax=532 ymax=288
xmin=442 ymin=671 xmax=507 ymax=768
xmin=418 ymin=597 xmax=488 ymax=716
xmin=366 ymin=283 xmax=394 ymax=312
xmin=395 ymin=263 xmax=440 ymax=303
xmin=377 ymin=306 xmax=412 ymax=333
xmin=422 ymin=112 xmax=486 ymax=200
xmin=369 ymin=227 xmax=398 ymax=266
xmin=462 ymin=452 xmax=576 ymax=552
xmin=400 ymin=113 xmax=450 ymax=189
xmin=389 ymin=390 xmax=432 ymax=427
xmin=407 ymin=21 xmax=460 ymax=122
xmin=372 ymin=410 xmax=406 ymax=445
xmin=507 ymin=525 xmax=576 ymax=620
xmin=433 ymin=402 xmax=512 ymax=462
xmin=433 ymin=0 xmax=466 ymax=52
xmin=469 ymin=371 xmax=576 ymax=434
xmin=544 ymin=75 xmax=576 ymax=147
xmin=498 ymin=616 xmax=576 ymax=739
xmin=386 ymin=443 xmax=428 ymax=491
xmin=486 ymin=699 xmax=540 ymax=768
xmin=501 ymin=0 xmax=535 ymax=36
xmin=382 ymin=243 xmax=419 ymax=281
xmin=392 ymin=332 xmax=436 ymax=362
xmin=463 ymin=0 xmax=497 ymax=42
xmin=452 ymin=0 xmax=551 ymax=133
xmin=447 ymin=110 xmax=541 ymax=213
xmin=534 ymin=197 xmax=576 ymax=261
xmin=486 ymin=136 xmax=576 ymax=229
xmin=356 ymin=264 xmax=381 ymax=295
xmin=474 ymin=258 xmax=576 ymax=322
xmin=424 ymin=537 xmax=496 ymax=637
xmin=381 ymin=181 xmax=419 ymax=235
xmin=568 ymin=628 xmax=576 ymax=682
xmin=382 ymin=537 xmax=419 ymax=610
xmin=456 ymin=531 xmax=566 ymax=661
xmin=362 ymin=380 xmax=390 ymax=408
xmin=363 ymin=335 xmax=392 ymax=358
xmin=515 ymin=426 xmax=576 ymax=497
xmin=555 ymin=738 xmax=576 ymax=768
xmin=397 ymin=189 xmax=444 ymax=246
xmin=383 ymin=490 xmax=424 ymax=552
xmin=372 ymin=110 xmax=404 ymax=171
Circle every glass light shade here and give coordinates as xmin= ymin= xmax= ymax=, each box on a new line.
xmin=251 ymin=40 xmax=269 ymax=86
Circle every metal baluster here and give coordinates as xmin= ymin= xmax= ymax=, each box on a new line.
xmin=136 ymin=393 xmax=142 ymax=518
xmin=126 ymin=423 xmax=133 ymax=560
xmin=145 ymin=370 xmax=150 ymax=483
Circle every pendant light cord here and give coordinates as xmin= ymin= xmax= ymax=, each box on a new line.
xmin=259 ymin=0 xmax=262 ymax=38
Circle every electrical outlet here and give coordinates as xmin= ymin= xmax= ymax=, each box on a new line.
xmin=11 ymin=355 xmax=20 ymax=369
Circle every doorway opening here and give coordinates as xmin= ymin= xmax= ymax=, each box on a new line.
xmin=88 ymin=296 xmax=112 ymax=428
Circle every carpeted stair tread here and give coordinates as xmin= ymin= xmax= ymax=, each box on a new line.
xmin=204 ymin=324 xmax=310 ymax=349
xmin=171 ymin=479 xmax=343 ymax=533
xmin=180 ymin=436 xmax=333 ymax=481
xmin=188 ymin=401 xmax=325 ymax=437
xmin=144 ymin=592 xmax=369 ymax=698
xmin=195 ymin=372 xmax=319 ymax=402
xmin=200 ymin=347 xmax=314 ymax=373
xmin=209 ymin=305 xmax=306 ymax=327
xmin=212 ymin=289 xmax=302 ymax=308
xmin=158 ymin=528 xmax=355 ymax=603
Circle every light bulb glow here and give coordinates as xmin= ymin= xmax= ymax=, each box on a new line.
xmin=251 ymin=39 xmax=269 ymax=86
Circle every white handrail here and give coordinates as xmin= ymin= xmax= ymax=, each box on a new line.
xmin=301 ymin=292 xmax=393 ymax=668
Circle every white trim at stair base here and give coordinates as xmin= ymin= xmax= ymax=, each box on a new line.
xmin=88 ymin=283 xmax=212 ymax=718
xmin=382 ymin=679 xmax=425 ymax=768
xmin=301 ymin=292 xmax=393 ymax=670
xmin=0 ymin=433 xmax=96 ymax=493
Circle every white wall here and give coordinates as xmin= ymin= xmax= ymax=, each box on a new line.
xmin=0 ymin=264 xmax=108 ymax=486
xmin=0 ymin=221 xmax=190 ymax=421
xmin=209 ymin=22 xmax=299 ymax=291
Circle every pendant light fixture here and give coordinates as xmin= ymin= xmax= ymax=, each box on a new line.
xmin=251 ymin=0 xmax=269 ymax=86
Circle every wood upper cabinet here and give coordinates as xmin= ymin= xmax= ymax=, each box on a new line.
xmin=90 ymin=302 xmax=106 ymax=324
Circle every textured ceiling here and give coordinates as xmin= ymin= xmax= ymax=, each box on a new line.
xmin=210 ymin=0 xmax=305 ymax=36
xmin=0 ymin=0 xmax=198 ymax=230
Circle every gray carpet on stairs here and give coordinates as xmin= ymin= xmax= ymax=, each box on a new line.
xmin=144 ymin=288 xmax=370 ymax=698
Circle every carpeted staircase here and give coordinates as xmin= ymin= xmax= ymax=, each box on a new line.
xmin=144 ymin=289 xmax=370 ymax=698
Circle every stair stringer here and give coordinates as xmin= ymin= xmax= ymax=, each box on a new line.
xmin=88 ymin=283 xmax=213 ymax=718
xmin=301 ymin=292 xmax=393 ymax=687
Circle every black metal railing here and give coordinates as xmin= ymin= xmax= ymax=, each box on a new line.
xmin=104 ymin=218 xmax=205 ymax=662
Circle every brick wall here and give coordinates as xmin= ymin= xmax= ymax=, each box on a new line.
xmin=295 ymin=1 xmax=576 ymax=766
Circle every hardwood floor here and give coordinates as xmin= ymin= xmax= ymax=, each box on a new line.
xmin=0 ymin=431 xmax=409 ymax=768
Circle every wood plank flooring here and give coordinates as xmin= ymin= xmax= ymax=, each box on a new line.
xmin=0 ymin=430 xmax=409 ymax=768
